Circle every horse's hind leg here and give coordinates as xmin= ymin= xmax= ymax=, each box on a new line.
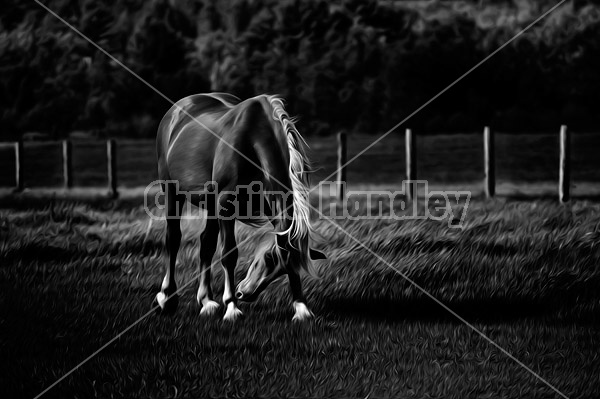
xmin=288 ymin=271 xmax=314 ymax=321
xmin=219 ymin=215 xmax=243 ymax=321
xmin=155 ymin=182 xmax=184 ymax=314
xmin=197 ymin=217 xmax=220 ymax=315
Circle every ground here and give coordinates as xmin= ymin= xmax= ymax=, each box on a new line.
xmin=1 ymin=193 xmax=599 ymax=398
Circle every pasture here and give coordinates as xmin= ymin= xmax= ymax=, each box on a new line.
xmin=3 ymin=1 xmax=600 ymax=397
xmin=1 ymin=192 xmax=600 ymax=398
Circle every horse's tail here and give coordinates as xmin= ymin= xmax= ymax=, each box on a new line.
xmin=263 ymin=95 xmax=316 ymax=276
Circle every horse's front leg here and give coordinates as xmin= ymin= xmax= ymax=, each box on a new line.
xmin=219 ymin=218 xmax=243 ymax=321
xmin=288 ymin=271 xmax=313 ymax=321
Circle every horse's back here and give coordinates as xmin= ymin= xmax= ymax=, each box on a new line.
xmin=156 ymin=94 xmax=236 ymax=185
xmin=157 ymin=93 xmax=277 ymax=192
xmin=157 ymin=94 xmax=239 ymax=155
xmin=212 ymin=97 xmax=281 ymax=190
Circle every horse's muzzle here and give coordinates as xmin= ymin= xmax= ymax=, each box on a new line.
xmin=234 ymin=287 xmax=258 ymax=302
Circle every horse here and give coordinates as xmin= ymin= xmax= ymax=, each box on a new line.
xmin=154 ymin=93 xmax=326 ymax=321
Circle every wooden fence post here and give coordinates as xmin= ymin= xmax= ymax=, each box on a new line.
xmin=559 ymin=125 xmax=570 ymax=203
xmin=336 ymin=131 xmax=347 ymax=202
xmin=483 ymin=126 xmax=495 ymax=198
xmin=62 ymin=140 xmax=72 ymax=189
xmin=405 ymin=128 xmax=416 ymax=200
xmin=14 ymin=141 xmax=23 ymax=191
xmin=107 ymin=139 xmax=118 ymax=198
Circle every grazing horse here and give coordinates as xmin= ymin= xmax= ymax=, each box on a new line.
xmin=155 ymin=93 xmax=326 ymax=321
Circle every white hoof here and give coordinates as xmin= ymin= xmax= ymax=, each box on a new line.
xmin=200 ymin=300 xmax=220 ymax=316
xmin=156 ymin=292 xmax=168 ymax=309
xmin=155 ymin=292 xmax=179 ymax=314
xmin=223 ymin=303 xmax=243 ymax=321
xmin=292 ymin=301 xmax=314 ymax=321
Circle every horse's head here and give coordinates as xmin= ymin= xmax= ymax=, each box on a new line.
xmin=235 ymin=243 xmax=284 ymax=302
xmin=235 ymin=234 xmax=326 ymax=302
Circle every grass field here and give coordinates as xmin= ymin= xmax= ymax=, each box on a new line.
xmin=1 ymin=194 xmax=600 ymax=398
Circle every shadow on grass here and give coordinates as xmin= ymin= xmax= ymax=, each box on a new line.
xmin=320 ymin=291 xmax=600 ymax=325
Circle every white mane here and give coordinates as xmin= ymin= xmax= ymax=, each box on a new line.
xmin=266 ymin=95 xmax=315 ymax=274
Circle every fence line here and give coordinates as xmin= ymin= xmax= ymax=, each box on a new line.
xmin=1 ymin=139 xmax=119 ymax=197
xmin=15 ymin=141 xmax=23 ymax=192
xmin=559 ymin=125 xmax=570 ymax=203
xmin=62 ymin=140 xmax=72 ymax=189
xmin=336 ymin=131 xmax=347 ymax=201
xmin=405 ymin=128 xmax=417 ymax=200
xmin=331 ymin=125 xmax=573 ymax=202
xmin=0 ymin=126 xmax=579 ymax=201
xmin=483 ymin=126 xmax=495 ymax=198
xmin=107 ymin=139 xmax=118 ymax=198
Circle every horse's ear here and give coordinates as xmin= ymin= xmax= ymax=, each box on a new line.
xmin=309 ymin=248 xmax=326 ymax=260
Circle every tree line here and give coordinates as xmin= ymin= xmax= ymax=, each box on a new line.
xmin=1 ymin=0 xmax=599 ymax=139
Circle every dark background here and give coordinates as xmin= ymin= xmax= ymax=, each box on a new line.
xmin=2 ymin=0 xmax=600 ymax=140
